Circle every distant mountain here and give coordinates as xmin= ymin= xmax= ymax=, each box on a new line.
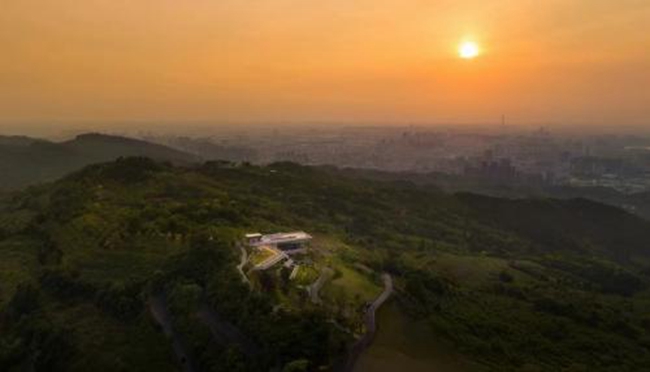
xmin=0 ymin=135 xmax=45 ymax=147
xmin=144 ymin=135 xmax=259 ymax=163
xmin=0 ymin=133 xmax=199 ymax=190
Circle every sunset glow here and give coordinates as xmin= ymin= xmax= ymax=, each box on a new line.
xmin=459 ymin=41 xmax=480 ymax=59
xmin=1 ymin=1 xmax=649 ymax=126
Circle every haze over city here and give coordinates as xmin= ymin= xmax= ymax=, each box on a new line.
xmin=2 ymin=0 xmax=650 ymax=128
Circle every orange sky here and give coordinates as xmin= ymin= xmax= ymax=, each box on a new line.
xmin=1 ymin=0 xmax=649 ymax=126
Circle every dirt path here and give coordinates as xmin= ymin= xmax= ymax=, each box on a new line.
xmin=340 ymin=273 xmax=394 ymax=372
xmin=308 ymin=267 xmax=335 ymax=304
xmin=148 ymin=294 xmax=197 ymax=372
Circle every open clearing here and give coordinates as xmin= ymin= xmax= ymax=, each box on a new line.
xmin=322 ymin=264 xmax=381 ymax=305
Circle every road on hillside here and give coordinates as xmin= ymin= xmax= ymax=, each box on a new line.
xmin=309 ymin=267 xmax=335 ymax=304
xmin=341 ymin=273 xmax=394 ymax=372
xmin=236 ymin=244 xmax=251 ymax=288
xmin=148 ymin=294 xmax=197 ymax=372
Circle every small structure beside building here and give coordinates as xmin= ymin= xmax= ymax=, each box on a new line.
xmin=245 ymin=233 xmax=263 ymax=245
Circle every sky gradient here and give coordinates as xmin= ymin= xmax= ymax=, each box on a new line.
xmin=1 ymin=0 xmax=649 ymax=127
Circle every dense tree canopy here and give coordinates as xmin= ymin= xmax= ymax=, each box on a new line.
xmin=1 ymin=159 xmax=649 ymax=371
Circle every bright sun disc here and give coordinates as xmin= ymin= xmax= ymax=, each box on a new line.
xmin=459 ymin=41 xmax=480 ymax=59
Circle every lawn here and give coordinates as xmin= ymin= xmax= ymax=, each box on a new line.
xmin=322 ymin=263 xmax=382 ymax=305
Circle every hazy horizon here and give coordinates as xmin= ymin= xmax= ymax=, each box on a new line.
xmin=2 ymin=1 xmax=650 ymax=128
xmin=2 ymin=120 xmax=650 ymax=140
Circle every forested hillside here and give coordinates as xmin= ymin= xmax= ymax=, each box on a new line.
xmin=0 ymin=134 xmax=198 ymax=190
xmin=330 ymin=167 xmax=650 ymax=222
xmin=1 ymin=159 xmax=649 ymax=372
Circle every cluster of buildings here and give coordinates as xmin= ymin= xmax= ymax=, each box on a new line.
xmin=144 ymin=126 xmax=650 ymax=193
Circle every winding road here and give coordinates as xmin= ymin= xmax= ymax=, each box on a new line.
xmin=236 ymin=244 xmax=251 ymax=288
xmin=341 ymin=273 xmax=394 ymax=372
xmin=308 ymin=267 xmax=335 ymax=304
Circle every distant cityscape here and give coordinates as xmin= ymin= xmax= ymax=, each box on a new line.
xmin=136 ymin=125 xmax=650 ymax=194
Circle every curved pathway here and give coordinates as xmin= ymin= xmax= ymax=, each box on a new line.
xmin=341 ymin=273 xmax=393 ymax=372
xmin=309 ymin=267 xmax=335 ymax=304
xmin=236 ymin=244 xmax=251 ymax=288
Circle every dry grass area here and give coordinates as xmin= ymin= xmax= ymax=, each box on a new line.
xmin=249 ymin=245 xmax=278 ymax=266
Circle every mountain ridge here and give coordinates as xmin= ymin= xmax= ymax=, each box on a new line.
xmin=0 ymin=133 xmax=199 ymax=190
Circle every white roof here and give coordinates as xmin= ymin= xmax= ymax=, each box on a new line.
xmin=245 ymin=233 xmax=262 ymax=238
xmin=256 ymin=231 xmax=312 ymax=245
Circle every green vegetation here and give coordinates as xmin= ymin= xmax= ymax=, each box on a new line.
xmin=293 ymin=266 xmax=319 ymax=286
xmin=1 ymin=158 xmax=650 ymax=371
xmin=322 ymin=264 xmax=381 ymax=305
xmin=250 ymin=248 xmax=277 ymax=266
xmin=355 ymin=302 xmax=481 ymax=372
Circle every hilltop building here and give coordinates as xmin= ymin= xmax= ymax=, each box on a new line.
xmin=245 ymin=231 xmax=313 ymax=271
xmin=246 ymin=231 xmax=312 ymax=252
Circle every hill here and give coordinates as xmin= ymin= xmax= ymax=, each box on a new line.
xmin=146 ymin=136 xmax=259 ymax=163
xmin=0 ymin=133 xmax=199 ymax=191
xmin=329 ymin=166 xmax=650 ymax=221
xmin=1 ymin=159 xmax=650 ymax=371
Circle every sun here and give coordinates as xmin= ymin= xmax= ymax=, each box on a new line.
xmin=459 ymin=41 xmax=480 ymax=59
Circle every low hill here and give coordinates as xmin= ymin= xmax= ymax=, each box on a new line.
xmin=148 ymin=136 xmax=259 ymax=163
xmin=329 ymin=166 xmax=650 ymax=221
xmin=0 ymin=133 xmax=199 ymax=190
xmin=1 ymin=159 xmax=649 ymax=371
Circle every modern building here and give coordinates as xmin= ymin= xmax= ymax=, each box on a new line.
xmin=246 ymin=231 xmax=312 ymax=252
xmin=245 ymin=231 xmax=312 ymax=271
